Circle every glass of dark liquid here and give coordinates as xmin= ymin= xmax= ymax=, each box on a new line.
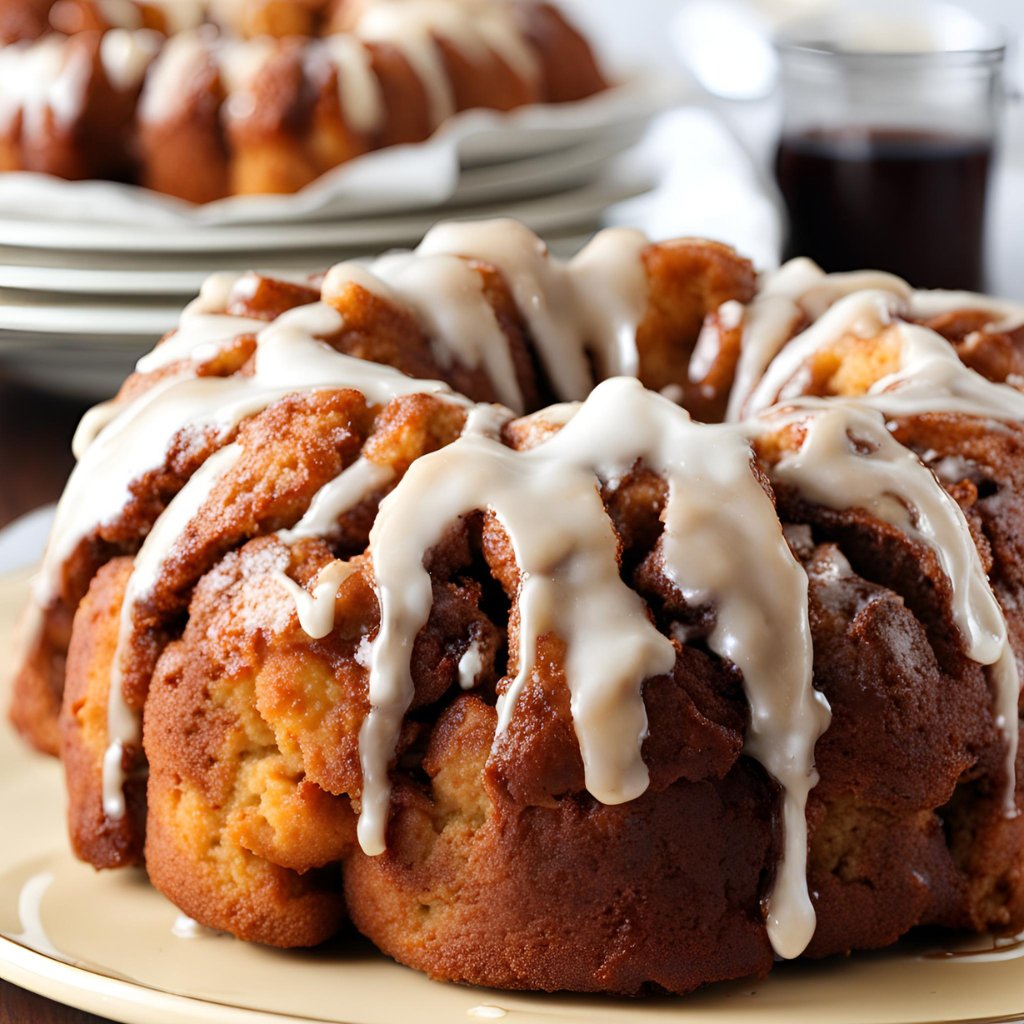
xmin=774 ymin=11 xmax=1006 ymax=290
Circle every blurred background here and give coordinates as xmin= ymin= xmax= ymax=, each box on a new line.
xmin=563 ymin=0 xmax=1024 ymax=298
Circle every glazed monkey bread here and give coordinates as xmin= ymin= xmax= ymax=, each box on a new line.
xmin=0 ymin=0 xmax=606 ymax=202
xmin=11 ymin=218 xmax=1024 ymax=995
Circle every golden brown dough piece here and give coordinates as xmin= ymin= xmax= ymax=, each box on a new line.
xmin=143 ymin=539 xmax=353 ymax=947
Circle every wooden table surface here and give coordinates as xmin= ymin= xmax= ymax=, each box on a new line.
xmin=0 ymin=379 xmax=114 ymax=1023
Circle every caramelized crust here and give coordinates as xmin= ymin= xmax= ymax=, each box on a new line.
xmin=345 ymin=697 xmax=776 ymax=995
xmin=143 ymin=548 xmax=351 ymax=946
xmin=61 ymin=558 xmax=147 ymax=867
xmin=636 ymin=239 xmax=757 ymax=418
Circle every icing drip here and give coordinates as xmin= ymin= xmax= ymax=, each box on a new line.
xmin=319 ymin=35 xmax=386 ymax=137
xmin=462 ymin=402 xmax=514 ymax=439
xmin=99 ymin=29 xmax=162 ymax=92
xmin=744 ymin=291 xmax=1024 ymax=423
xmin=217 ymin=36 xmax=277 ymax=96
xmin=727 ymin=261 xmax=912 ymax=421
xmin=363 ymin=377 xmax=829 ymax=958
xmin=911 ymin=290 xmax=1024 ymax=333
xmin=744 ymin=290 xmax=907 ymax=417
xmin=278 ymin=458 xmax=396 ymax=544
xmin=104 ymin=443 xmax=243 ymax=819
xmin=470 ymin=6 xmax=541 ymax=85
xmin=273 ymin=560 xmax=359 ymax=640
xmin=185 ymin=271 xmax=245 ymax=314
xmin=320 ymin=224 xmax=651 ymax=411
xmin=135 ymin=310 xmax=266 ymax=374
xmin=758 ymin=402 xmax=1019 ymax=809
xmin=37 ymin=301 xmax=463 ymax=610
xmin=418 ymin=220 xmax=651 ymax=400
xmin=352 ymin=0 xmax=540 ymax=127
xmin=457 ymin=640 xmax=483 ymax=690
xmin=355 ymin=2 xmax=455 ymax=128
xmin=762 ymin=404 xmax=1009 ymax=662
xmin=864 ymin=321 xmax=1024 ymax=421
xmin=72 ymin=400 xmax=120 ymax=460
xmin=139 ymin=28 xmax=215 ymax=124
xmin=0 ymin=36 xmax=92 ymax=136
xmin=371 ymin=251 xmax=526 ymax=412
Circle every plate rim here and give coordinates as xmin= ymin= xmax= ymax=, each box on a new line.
xmin=0 ymin=178 xmax=649 ymax=254
xmin=0 ymin=934 xmax=349 ymax=1024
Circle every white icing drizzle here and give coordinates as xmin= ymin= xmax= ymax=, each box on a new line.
xmin=318 ymin=35 xmax=386 ymax=137
xmin=371 ymin=251 xmax=526 ymax=412
xmin=718 ymin=298 xmax=745 ymax=332
xmin=470 ymin=5 xmax=540 ymax=85
xmin=911 ymin=290 xmax=1024 ymax=333
xmin=0 ymin=36 xmax=92 ymax=136
xmin=278 ymin=457 xmax=396 ymax=544
xmin=745 ymin=291 xmax=1024 ymax=423
xmin=103 ymin=443 xmax=243 ymax=820
xmin=865 ymin=321 xmax=1024 ymax=421
xmin=319 ymin=224 xmax=651 ymax=412
xmin=418 ymin=220 xmax=650 ymax=400
xmin=363 ymin=377 xmax=829 ymax=958
xmin=37 ymin=301 xmax=463 ymax=611
xmin=322 ymin=261 xmax=396 ymax=303
xmin=273 ymin=560 xmax=360 ymax=640
xmin=745 ymin=290 xmax=907 ymax=417
xmin=462 ymin=402 xmax=513 ymax=439
xmin=186 ymin=271 xmax=246 ymax=314
xmin=355 ymin=2 xmax=455 ymax=129
xmin=569 ymin=228 xmax=651 ymax=381
xmin=349 ymin=0 xmax=540 ymax=128
xmin=762 ymin=403 xmax=1008 ymax=661
xmin=72 ymin=400 xmax=121 ymax=460
xmin=457 ymin=640 xmax=483 ymax=690
xmin=138 ymin=28 xmax=215 ymax=123
xmin=99 ymin=29 xmax=162 ymax=92
xmin=757 ymin=401 xmax=1019 ymax=810
xmin=218 ymin=35 xmax=277 ymax=96
xmin=135 ymin=310 xmax=266 ymax=374
xmin=727 ymin=260 xmax=912 ymax=422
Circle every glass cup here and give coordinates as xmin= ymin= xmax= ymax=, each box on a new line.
xmin=773 ymin=7 xmax=1006 ymax=291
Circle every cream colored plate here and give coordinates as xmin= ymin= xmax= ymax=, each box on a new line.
xmin=1 ymin=566 xmax=1024 ymax=1024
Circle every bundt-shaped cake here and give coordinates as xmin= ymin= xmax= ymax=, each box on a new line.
xmin=10 ymin=218 xmax=1024 ymax=995
xmin=0 ymin=0 xmax=606 ymax=201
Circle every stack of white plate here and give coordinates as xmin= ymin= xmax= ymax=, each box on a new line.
xmin=0 ymin=75 xmax=677 ymax=398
